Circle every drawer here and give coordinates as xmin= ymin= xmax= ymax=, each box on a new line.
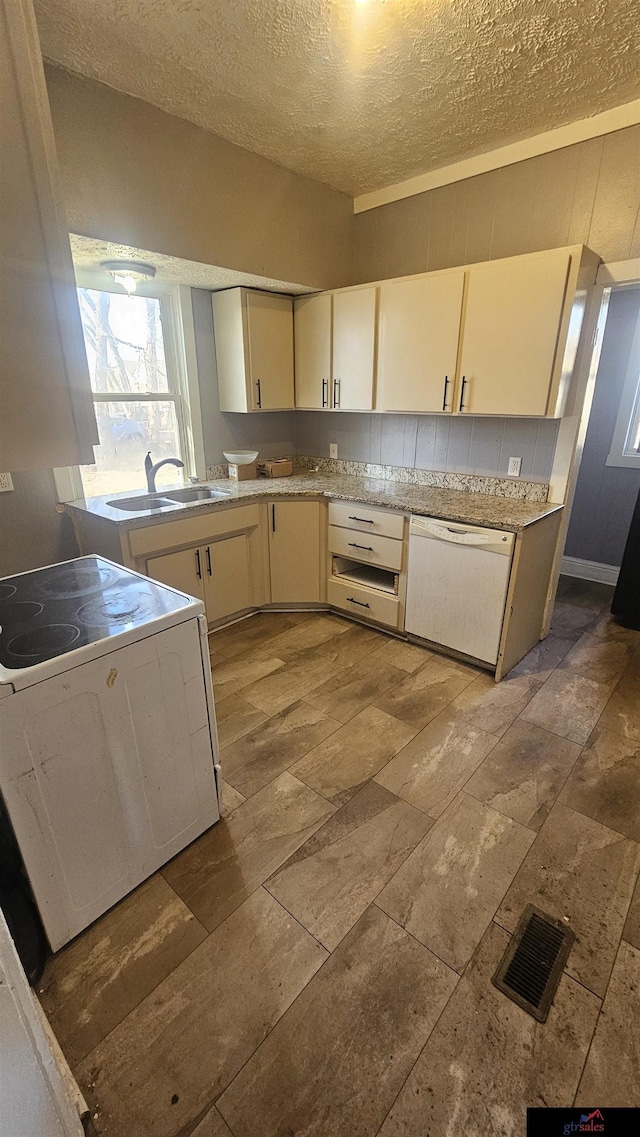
xmin=328 ymin=524 xmax=404 ymax=571
xmin=328 ymin=500 xmax=405 ymax=540
xmin=328 ymin=577 xmax=400 ymax=629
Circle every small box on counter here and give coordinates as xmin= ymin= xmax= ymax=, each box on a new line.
xmin=256 ymin=459 xmax=293 ymax=478
xmin=228 ymin=462 xmax=257 ymax=481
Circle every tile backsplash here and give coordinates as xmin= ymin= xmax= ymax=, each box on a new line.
xmin=294 ymin=412 xmax=559 ymax=485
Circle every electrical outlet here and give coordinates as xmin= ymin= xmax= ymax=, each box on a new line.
xmin=329 ymin=443 xmax=338 ymax=459
xmin=508 ymin=457 xmax=522 ymax=477
xmin=0 ymin=473 xmax=14 ymax=492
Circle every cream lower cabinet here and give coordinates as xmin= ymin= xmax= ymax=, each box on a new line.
xmin=269 ymin=501 xmax=322 ymax=603
xmin=147 ymin=534 xmax=252 ymax=624
xmin=146 ymin=546 xmax=205 ymax=604
xmin=204 ymin=534 xmax=252 ymax=621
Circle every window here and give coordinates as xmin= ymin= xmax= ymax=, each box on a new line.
xmin=606 ymin=288 xmax=640 ymax=470
xmin=76 ymin=286 xmax=189 ymax=497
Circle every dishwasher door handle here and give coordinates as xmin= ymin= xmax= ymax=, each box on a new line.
xmin=426 ymin=522 xmax=490 ymax=545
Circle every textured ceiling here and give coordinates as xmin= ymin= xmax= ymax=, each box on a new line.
xmin=70 ymin=235 xmax=314 ymax=293
xmin=36 ymin=0 xmax=640 ymax=195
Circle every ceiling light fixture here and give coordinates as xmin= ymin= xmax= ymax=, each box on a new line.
xmin=100 ymin=260 xmax=156 ymax=295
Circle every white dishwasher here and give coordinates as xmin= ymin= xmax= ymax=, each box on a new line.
xmin=405 ymin=516 xmax=515 ymax=665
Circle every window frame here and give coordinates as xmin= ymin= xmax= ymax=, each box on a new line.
xmin=606 ymin=285 xmax=640 ymax=469
xmin=54 ymin=277 xmax=205 ymax=501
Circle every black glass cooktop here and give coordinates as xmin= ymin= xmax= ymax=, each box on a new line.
xmin=0 ymin=557 xmax=192 ymax=670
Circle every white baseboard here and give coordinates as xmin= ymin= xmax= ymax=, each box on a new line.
xmin=561 ymin=556 xmax=620 ymax=585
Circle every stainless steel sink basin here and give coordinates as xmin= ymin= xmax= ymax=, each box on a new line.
xmin=106 ymin=486 xmax=231 ymax=511
xmin=162 ymin=486 xmax=231 ymax=503
xmin=106 ymin=494 xmax=176 ymax=512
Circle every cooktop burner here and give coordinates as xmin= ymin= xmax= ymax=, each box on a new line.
xmin=77 ymin=589 xmax=161 ymax=629
xmin=35 ymin=563 xmax=118 ymax=600
xmin=0 ymin=600 xmax=43 ymax=625
xmin=0 ymin=556 xmax=193 ymax=671
xmin=7 ymin=624 xmax=81 ymax=661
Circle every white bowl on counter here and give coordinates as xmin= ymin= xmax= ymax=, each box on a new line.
xmin=223 ymin=450 xmax=259 ymax=465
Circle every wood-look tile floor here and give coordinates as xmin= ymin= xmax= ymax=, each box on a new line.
xmin=38 ymin=578 xmax=640 ymax=1136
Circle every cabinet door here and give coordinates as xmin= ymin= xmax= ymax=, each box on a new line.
xmin=332 ymin=288 xmax=376 ymax=411
xmin=377 ymin=272 xmax=464 ymax=413
xmin=1 ymin=0 xmax=97 ymax=470
xmin=246 ymin=291 xmax=295 ymax=410
xmin=294 ymin=293 xmax=332 ymax=409
xmin=458 ymin=250 xmax=571 ymax=416
xmin=269 ymin=502 xmax=321 ymax=603
xmin=146 ymin=547 xmax=205 ymax=604
xmin=203 ymin=534 xmax=252 ymax=622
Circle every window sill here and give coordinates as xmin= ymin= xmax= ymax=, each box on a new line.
xmin=605 ymin=452 xmax=640 ymax=470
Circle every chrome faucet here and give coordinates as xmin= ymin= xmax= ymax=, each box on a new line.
xmin=144 ymin=452 xmax=185 ymax=493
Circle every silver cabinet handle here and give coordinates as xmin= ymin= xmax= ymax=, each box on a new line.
xmin=348 ymin=542 xmax=374 ymax=551
xmin=195 ymin=549 xmax=202 ymax=579
xmin=346 ymin=596 xmax=370 ymax=608
xmin=322 ymin=378 xmax=328 ymax=408
xmin=333 ymin=378 xmax=341 ymax=408
xmin=442 ymin=375 xmax=449 ymax=411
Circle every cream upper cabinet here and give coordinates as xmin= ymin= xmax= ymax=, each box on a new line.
xmin=457 ymin=249 xmax=572 ymax=416
xmin=376 ymin=272 xmax=465 ymax=413
xmin=1 ymin=0 xmax=97 ymax=471
xmin=269 ymin=501 xmax=322 ymax=603
xmin=332 ymin=287 xmax=377 ymax=411
xmin=213 ymin=288 xmax=295 ymax=412
xmin=294 ymin=293 xmax=332 ymax=409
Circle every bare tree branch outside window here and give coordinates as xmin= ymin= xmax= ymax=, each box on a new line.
xmin=76 ymin=288 xmax=183 ymax=497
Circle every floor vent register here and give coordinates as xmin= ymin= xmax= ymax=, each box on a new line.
xmin=492 ymin=905 xmax=575 ymax=1022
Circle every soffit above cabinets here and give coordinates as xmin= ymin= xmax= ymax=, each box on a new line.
xmin=35 ymin=0 xmax=640 ymax=196
xmin=70 ymin=235 xmax=315 ymax=295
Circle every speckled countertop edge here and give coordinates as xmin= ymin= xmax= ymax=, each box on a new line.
xmin=66 ymin=473 xmax=562 ymax=533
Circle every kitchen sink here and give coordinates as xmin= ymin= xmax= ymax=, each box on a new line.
xmin=162 ymin=486 xmax=231 ymax=503
xmin=106 ymin=486 xmax=231 ymax=511
xmin=106 ymin=494 xmax=177 ymax=512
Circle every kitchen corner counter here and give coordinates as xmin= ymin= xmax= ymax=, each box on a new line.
xmin=66 ymin=474 xmax=562 ymax=533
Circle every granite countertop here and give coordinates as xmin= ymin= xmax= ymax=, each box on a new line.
xmin=66 ymin=473 xmax=562 ymax=532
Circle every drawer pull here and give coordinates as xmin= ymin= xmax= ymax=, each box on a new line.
xmin=346 ymin=596 xmax=370 ymax=609
xmin=348 ymin=515 xmax=374 ymax=523
xmin=348 ymin=542 xmax=374 ymax=551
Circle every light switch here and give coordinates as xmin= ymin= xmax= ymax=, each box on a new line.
xmin=508 ymin=457 xmax=522 ymax=477
xmin=329 ymin=443 xmax=338 ymax=459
